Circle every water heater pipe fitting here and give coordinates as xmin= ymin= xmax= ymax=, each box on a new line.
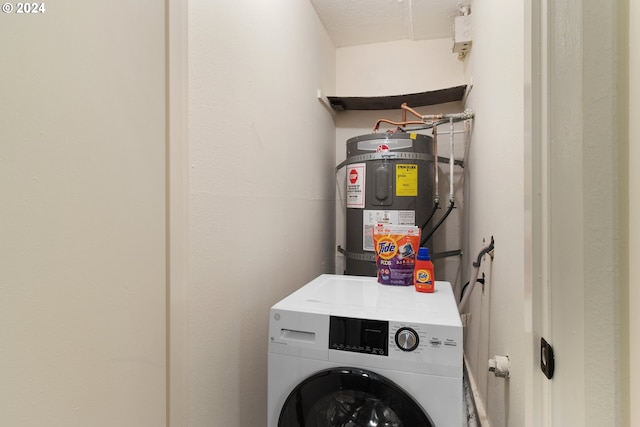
xmin=488 ymin=355 xmax=510 ymax=378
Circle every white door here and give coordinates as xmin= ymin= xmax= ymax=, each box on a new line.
xmin=527 ymin=0 xmax=626 ymax=425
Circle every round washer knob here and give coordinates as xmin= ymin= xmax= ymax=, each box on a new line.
xmin=395 ymin=327 xmax=419 ymax=352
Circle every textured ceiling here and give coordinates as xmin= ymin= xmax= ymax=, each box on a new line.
xmin=309 ymin=0 xmax=466 ymax=47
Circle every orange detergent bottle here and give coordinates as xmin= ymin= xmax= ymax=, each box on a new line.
xmin=414 ymin=247 xmax=435 ymax=293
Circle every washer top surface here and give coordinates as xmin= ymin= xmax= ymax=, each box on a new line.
xmin=272 ymin=274 xmax=461 ymax=327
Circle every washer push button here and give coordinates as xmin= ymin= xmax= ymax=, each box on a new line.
xmin=429 ymin=338 xmax=442 ymax=347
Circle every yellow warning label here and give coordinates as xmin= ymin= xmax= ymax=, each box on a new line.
xmin=396 ymin=164 xmax=418 ymax=196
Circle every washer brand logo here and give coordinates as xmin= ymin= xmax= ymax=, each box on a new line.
xmin=376 ymin=239 xmax=398 ymax=260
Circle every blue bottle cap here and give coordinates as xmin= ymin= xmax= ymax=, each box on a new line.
xmin=417 ymin=247 xmax=431 ymax=260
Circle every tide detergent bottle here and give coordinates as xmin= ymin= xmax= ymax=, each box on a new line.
xmin=414 ymin=247 xmax=435 ymax=293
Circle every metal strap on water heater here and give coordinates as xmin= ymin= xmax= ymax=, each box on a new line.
xmin=336 ymin=152 xmax=434 ymax=171
xmin=337 ymin=246 xmax=376 ymax=262
xmin=336 ymin=153 xmax=463 ymax=171
xmin=338 ymin=246 xmax=462 ymax=262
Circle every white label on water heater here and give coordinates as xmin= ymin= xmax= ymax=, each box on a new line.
xmin=362 ymin=210 xmax=416 ymax=251
xmin=346 ymin=163 xmax=366 ymax=209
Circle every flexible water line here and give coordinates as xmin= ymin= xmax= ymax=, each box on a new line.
xmin=433 ymin=125 xmax=439 ymax=205
xmin=449 ymin=117 xmax=454 ymax=202
xmin=458 ymin=264 xmax=480 ymax=313
xmin=458 ymin=238 xmax=495 ymax=312
xmin=421 ymin=109 xmax=475 ymax=122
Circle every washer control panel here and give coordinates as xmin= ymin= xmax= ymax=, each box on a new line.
xmin=329 ymin=316 xmax=388 ymax=356
xmin=327 ymin=316 xmax=462 ymax=377
xmin=329 ymin=316 xmax=461 ymax=355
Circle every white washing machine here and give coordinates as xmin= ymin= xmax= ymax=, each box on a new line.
xmin=268 ymin=274 xmax=463 ymax=427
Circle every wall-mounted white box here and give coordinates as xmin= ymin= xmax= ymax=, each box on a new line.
xmin=453 ymin=14 xmax=473 ymax=56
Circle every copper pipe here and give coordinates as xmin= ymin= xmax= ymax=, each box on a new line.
xmin=372 ymin=119 xmax=425 ymax=132
xmin=400 ymin=103 xmax=424 ymax=120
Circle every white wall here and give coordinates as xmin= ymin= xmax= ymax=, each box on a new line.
xmin=0 ymin=2 xmax=166 ymax=426
xmin=186 ymin=2 xmax=336 ymax=425
xmin=336 ymin=38 xmax=467 ymax=96
xmin=629 ymin=0 xmax=638 ymax=424
xmin=463 ymin=2 xmax=526 ymax=425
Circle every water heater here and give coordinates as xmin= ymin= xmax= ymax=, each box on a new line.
xmin=343 ymin=132 xmax=434 ymax=276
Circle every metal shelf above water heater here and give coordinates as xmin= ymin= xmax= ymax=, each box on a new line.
xmin=326 ymin=85 xmax=468 ymax=111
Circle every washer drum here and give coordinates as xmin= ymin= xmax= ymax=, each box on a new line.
xmin=344 ymin=133 xmax=434 ymax=276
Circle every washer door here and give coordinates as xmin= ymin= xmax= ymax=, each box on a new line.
xmin=278 ymin=367 xmax=435 ymax=427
